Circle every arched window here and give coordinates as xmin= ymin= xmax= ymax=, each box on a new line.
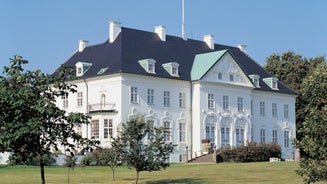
xmin=100 ymin=94 xmax=106 ymax=108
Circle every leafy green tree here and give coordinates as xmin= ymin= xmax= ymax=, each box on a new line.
xmin=0 ymin=56 xmax=98 ymax=184
xmin=112 ymin=115 xmax=175 ymax=184
xmin=264 ymin=51 xmax=326 ymax=156
xmin=294 ymin=62 xmax=327 ymax=183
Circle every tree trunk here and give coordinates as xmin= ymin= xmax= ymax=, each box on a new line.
xmin=40 ymin=157 xmax=46 ymax=184
xmin=112 ymin=168 xmax=115 ymax=181
xmin=135 ymin=171 xmax=139 ymax=184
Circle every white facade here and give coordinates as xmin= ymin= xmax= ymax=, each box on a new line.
xmin=56 ymin=53 xmax=296 ymax=163
xmin=55 ymin=23 xmax=297 ymax=162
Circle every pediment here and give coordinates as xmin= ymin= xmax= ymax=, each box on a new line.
xmin=200 ymin=51 xmax=253 ymax=87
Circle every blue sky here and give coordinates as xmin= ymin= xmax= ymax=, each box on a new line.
xmin=1 ymin=0 xmax=326 ymax=74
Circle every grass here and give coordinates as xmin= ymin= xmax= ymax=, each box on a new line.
xmin=0 ymin=162 xmax=326 ymax=184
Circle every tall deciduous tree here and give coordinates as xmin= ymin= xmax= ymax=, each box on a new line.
xmin=294 ymin=62 xmax=327 ymax=183
xmin=112 ymin=115 xmax=175 ymax=184
xmin=0 ymin=56 xmax=97 ymax=184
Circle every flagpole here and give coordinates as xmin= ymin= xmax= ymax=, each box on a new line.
xmin=182 ymin=0 xmax=186 ymax=40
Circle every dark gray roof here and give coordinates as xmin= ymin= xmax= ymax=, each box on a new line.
xmin=56 ymin=27 xmax=297 ymax=95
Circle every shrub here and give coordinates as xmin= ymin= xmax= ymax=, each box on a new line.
xmin=218 ymin=142 xmax=281 ymax=162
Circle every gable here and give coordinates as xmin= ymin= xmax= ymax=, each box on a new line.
xmin=194 ymin=51 xmax=254 ymax=87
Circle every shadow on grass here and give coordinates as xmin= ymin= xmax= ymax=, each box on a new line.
xmin=145 ymin=178 xmax=204 ymax=184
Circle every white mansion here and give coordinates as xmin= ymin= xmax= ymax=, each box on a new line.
xmin=55 ymin=21 xmax=297 ymax=163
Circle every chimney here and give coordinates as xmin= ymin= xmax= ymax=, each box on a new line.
xmin=154 ymin=25 xmax=166 ymax=41
xmin=78 ymin=40 xmax=88 ymax=52
xmin=203 ymin=34 xmax=215 ymax=49
xmin=237 ymin=44 xmax=247 ymax=53
xmin=109 ymin=21 xmax=121 ymax=43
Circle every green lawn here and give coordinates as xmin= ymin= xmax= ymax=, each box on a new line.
xmin=1 ymin=162 xmax=326 ymax=184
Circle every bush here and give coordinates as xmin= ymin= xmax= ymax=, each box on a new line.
xmin=218 ymin=142 xmax=281 ymax=162
xmin=7 ymin=154 xmax=56 ymax=166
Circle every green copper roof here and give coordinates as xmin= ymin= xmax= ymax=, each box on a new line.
xmin=191 ymin=49 xmax=228 ymax=80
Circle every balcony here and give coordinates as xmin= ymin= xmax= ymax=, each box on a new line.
xmin=88 ymin=103 xmax=116 ymax=113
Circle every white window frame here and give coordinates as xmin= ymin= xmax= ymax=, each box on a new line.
xmin=236 ymin=128 xmax=245 ymax=146
xmin=284 ymin=131 xmax=290 ymax=148
xmin=260 ymin=129 xmax=266 ymax=144
xmin=131 ymin=87 xmax=138 ymax=103
xmin=223 ymin=96 xmax=229 ymax=110
xmin=179 ymin=92 xmax=186 ymax=108
xmin=208 ymin=93 xmax=214 ymax=109
xmin=61 ymin=95 xmax=68 ymax=109
xmin=164 ymin=91 xmax=170 ymax=107
xmin=237 ymin=97 xmax=244 ymax=112
xmin=272 ymin=103 xmax=277 ymax=117
xmin=284 ymin=104 xmax=289 ymax=118
xmin=91 ymin=119 xmax=99 ymax=139
xmin=260 ymin=101 xmax=265 ymax=116
xmin=147 ymin=89 xmax=154 ymax=105
xmin=164 ymin=121 xmax=171 ymax=142
xmin=104 ymin=119 xmax=113 ymax=139
xmin=179 ymin=122 xmax=185 ymax=142
xmin=77 ymin=92 xmax=83 ymax=107
xmin=272 ymin=130 xmax=278 ymax=143
xmin=221 ymin=127 xmax=230 ymax=147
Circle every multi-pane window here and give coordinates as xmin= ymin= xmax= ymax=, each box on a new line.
xmin=208 ymin=94 xmax=214 ymax=109
xmin=260 ymin=101 xmax=265 ymax=116
xmin=77 ymin=92 xmax=83 ymax=107
xmin=260 ymin=129 xmax=266 ymax=144
xmin=221 ymin=127 xmax=230 ymax=146
xmin=147 ymin=120 xmax=154 ymax=140
xmin=237 ymin=97 xmax=244 ymax=112
xmin=164 ymin=121 xmax=171 ymax=142
xmin=77 ymin=67 xmax=82 ymax=75
xmin=131 ymin=87 xmax=138 ymax=103
xmin=91 ymin=119 xmax=99 ymax=139
xmin=179 ymin=93 xmax=186 ymax=108
xmin=61 ymin=95 xmax=68 ymax=109
xmin=272 ymin=103 xmax=277 ymax=117
xmin=164 ymin=91 xmax=170 ymax=107
xmin=179 ymin=123 xmax=185 ymax=142
xmin=205 ymin=125 xmax=215 ymax=143
xmin=284 ymin=131 xmax=290 ymax=148
xmin=147 ymin=89 xmax=154 ymax=105
xmin=104 ymin=119 xmax=113 ymax=139
xmin=236 ymin=128 xmax=244 ymax=146
xmin=272 ymin=80 xmax=278 ymax=89
xmin=284 ymin=104 xmax=289 ymax=118
xmin=223 ymin=96 xmax=229 ymax=110
xmin=272 ymin=130 xmax=278 ymax=143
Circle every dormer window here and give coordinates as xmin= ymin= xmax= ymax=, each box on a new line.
xmin=263 ymin=77 xmax=278 ymax=90
xmin=162 ymin=62 xmax=179 ymax=77
xmin=138 ymin=58 xmax=156 ymax=74
xmin=249 ymin=74 xmax=260 ymax=87
xmin=75 ymin=62 xmax=92 ymax=77
xmin=97 ymin=67 xmax=108 ymax=75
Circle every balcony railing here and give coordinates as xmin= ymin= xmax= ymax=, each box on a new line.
xmin=88 ymin=103 xmax=116 ymax=113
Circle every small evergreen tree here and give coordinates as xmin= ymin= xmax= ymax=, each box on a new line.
xmin=112 ymin=115 xmax=175 ymax=184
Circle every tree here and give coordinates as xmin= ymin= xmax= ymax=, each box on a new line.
xmin=294 ymin=62 xmax=327 ymax=183
xmin=112 ymin=115 xmax=175 ymax=184
xmin=64 ymin=155 xmax=77 ymax=184
xmin=264 ymin=51 xmax=326 ymax=155
xmin=0 ymin=56 xmax=98 ymax=184
xmin=92 ymin=147 xmax=122 ymax=181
